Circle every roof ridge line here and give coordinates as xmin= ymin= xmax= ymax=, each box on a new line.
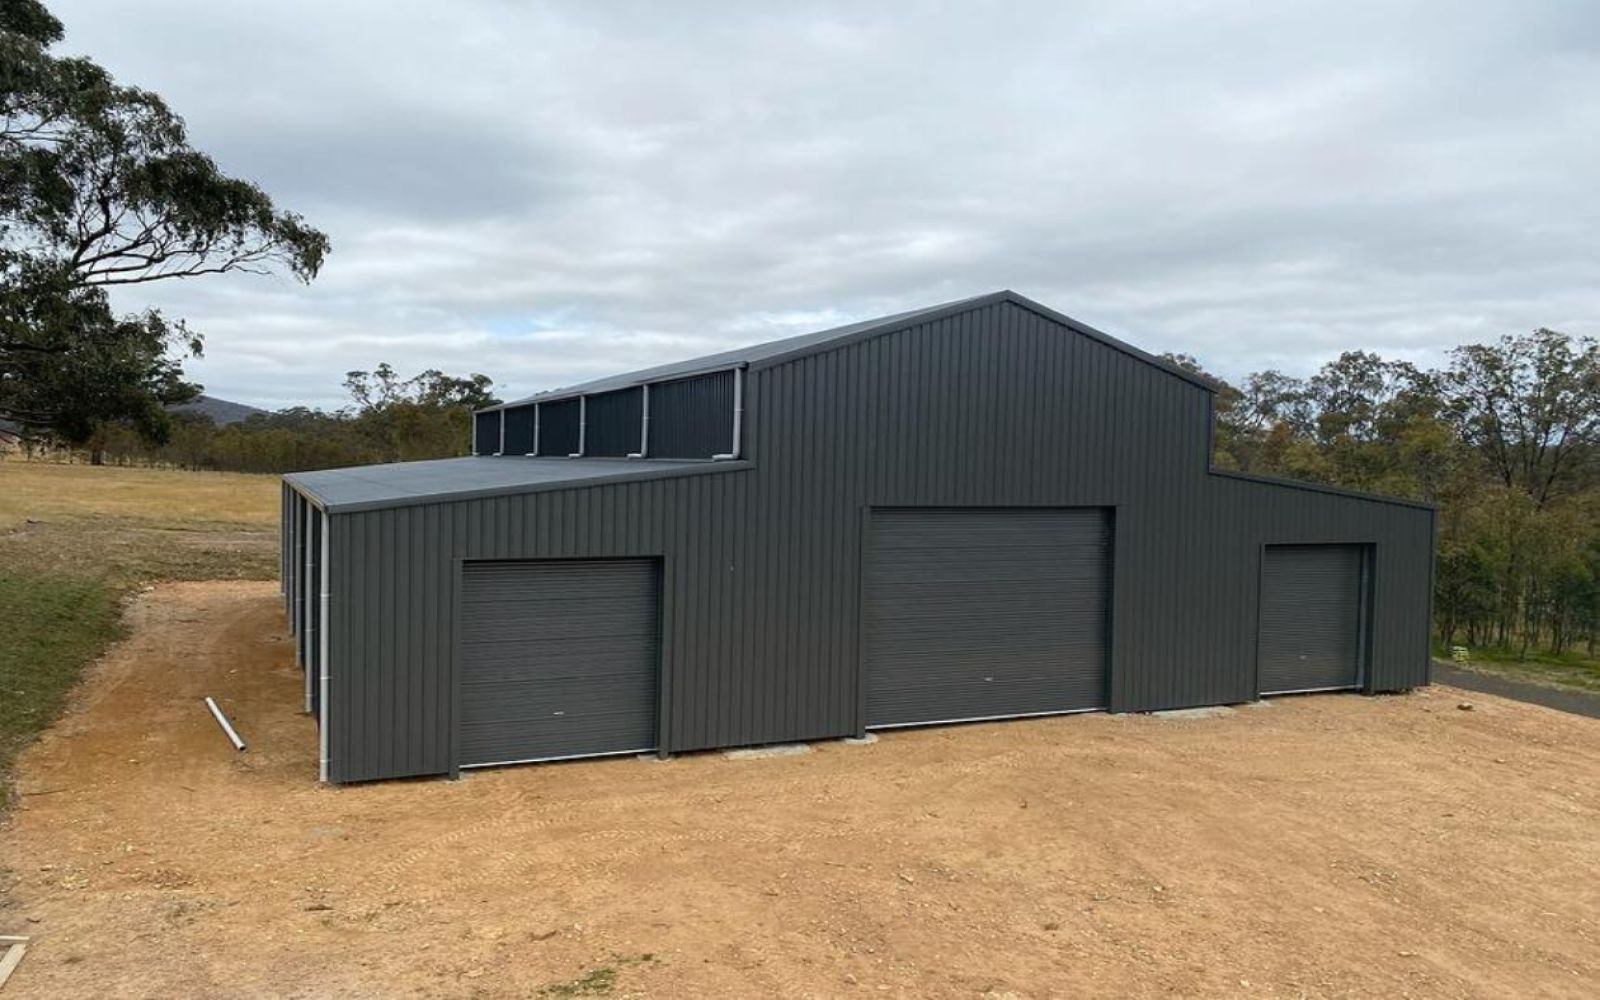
xmin=482 ymin=290 xmax=1217 ymax=412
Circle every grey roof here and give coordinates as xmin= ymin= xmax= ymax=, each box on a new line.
xmin=286 ymin=456 xmax=746 ymax=513
xmin=485 ymin=290 xmax=1216 ymax=411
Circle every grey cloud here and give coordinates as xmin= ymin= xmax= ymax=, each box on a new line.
xmin=48 ymin=0 xmax=1600 ymax=407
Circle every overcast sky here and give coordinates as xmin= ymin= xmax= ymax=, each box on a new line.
xmin=51 ymin=1 xmax=1600 ymax=409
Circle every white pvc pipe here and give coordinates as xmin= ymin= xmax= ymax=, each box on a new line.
xmin=204 ymin=697 xmax=246 ymax=751
xmin=628 ymin=384 xmax=649 ymax=458
xmin=569 ymin=395 xmax=586 ymax=457
xmin=714 ymin=366 xmax=744 ymax=460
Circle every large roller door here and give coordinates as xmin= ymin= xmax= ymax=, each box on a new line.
xmin=459 ymin=559 xmax=659 ymax=766
xmin=1257 ymin=544 xmax=1367 ymax=695
xmin=865 ymin=508 xmax=1112 ymax=728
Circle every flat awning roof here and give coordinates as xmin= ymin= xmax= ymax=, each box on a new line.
xmin=284 ymin=456 xmax=747 ymax=513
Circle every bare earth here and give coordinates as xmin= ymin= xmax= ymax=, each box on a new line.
xmin=2 ymin=583 xmax=1597 ymax=998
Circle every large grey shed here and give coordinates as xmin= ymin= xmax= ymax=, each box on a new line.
xmin=281 ymin=291 xmax=1434 ymax=783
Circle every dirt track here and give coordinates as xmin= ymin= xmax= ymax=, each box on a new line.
xmin=2 ymin=582 xmax=1597 ymax=998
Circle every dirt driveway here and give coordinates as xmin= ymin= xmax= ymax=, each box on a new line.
xmin=2 ymin=583 xmax=1597 ymax=998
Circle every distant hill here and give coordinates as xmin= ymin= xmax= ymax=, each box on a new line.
xmin=0 ymin=395 xmax=271 ymax=435
xmin=169 ymin=394 xmax=271 ymax=425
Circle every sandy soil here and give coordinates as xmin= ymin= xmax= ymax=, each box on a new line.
xmin=2 ymin=582 xmax=1597 ymax=998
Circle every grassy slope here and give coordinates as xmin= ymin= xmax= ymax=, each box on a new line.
xmin=0 ymin=461 xmax=280 ymax=802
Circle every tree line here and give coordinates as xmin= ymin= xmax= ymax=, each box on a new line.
xmin=1172 ymin=325 xmax=1599 ymax=659
xmin=60 ymin=363 xmax=499 ymax=474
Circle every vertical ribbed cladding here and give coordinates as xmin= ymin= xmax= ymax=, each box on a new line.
xmin=280 ymin=482 xmax=289 ymax=606
xmin=291 ymin=493 xmax=305 ymax=660
xmin=308 ymin=508 xmax=322 ymax=693
xmin=472 ymin=411 xmax=499 ymax=455
xmin=292 ymin=489 xmax=303 ymax=634
xmin=281 ymin=482 xmax=292 ymax=619
xmin=502 ymin=405 xmax=536 ymax=455
xmin=288 ymin=493 xmax=297 ymax=644
xmin=326 ymin=506 xmax=348 ymax=779
xmin=537 ymin=398 xmax=581 ymax=456
xmin=647 ymin=369 xmax=735 ymax=458
xmin=583 ymin=387 xmax=645 ymax=457
xmin=321 ymin=297 xmax=1433 ymax=782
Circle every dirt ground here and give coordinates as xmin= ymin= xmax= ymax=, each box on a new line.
xmin=2 ymin=583 xmax=1597 ymax=998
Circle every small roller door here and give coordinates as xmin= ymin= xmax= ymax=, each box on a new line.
xmin=866 ymin=508 xmax=1111 ymax=727
xmin=460 ymin=559 xmax=659 ymax=766
xmin=1258 ymin=544 xmax=1366 ymax=695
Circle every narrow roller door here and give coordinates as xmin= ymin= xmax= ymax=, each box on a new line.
xmin=460 ymin=559 xmax=659 ymax=766
xmin=1258 ymin=544 xmax=1365 ymax=695
xmin=866 ymin=508 xmax=1111 ymax=728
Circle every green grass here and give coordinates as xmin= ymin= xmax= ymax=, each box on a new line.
xmin=1434 ymin=638 xmax=1600 ymax=694
xmin=541 ymin=966 xmax=618 ymax=997
xmin=0 ymin=570 xmax=124 ymax=803
xmin=540 ymin=954 xmax=657 ymax=997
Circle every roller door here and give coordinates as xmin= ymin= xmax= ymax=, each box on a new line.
xmin=865 ymin=508 xmax=1111 ymax=728
xmin=460 ymin=559 xmax=659 ymax=766
xmin=1257 ymin=544 xmax=1366 ymax=695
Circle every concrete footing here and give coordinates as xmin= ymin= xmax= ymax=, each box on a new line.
xmin=1149 ymin=705 xmax=1236 ymax=720
xmin=723 ymin=743 xmax=811 ymax=760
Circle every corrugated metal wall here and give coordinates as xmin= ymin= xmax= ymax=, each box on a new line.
xmin=647 ymin=370 xmax=735 ymax=458
xmin=313 ymin=299 xmax=1433 ymax=783
xmin=584 ymin=387 xmax=645 ymax=457
xmin=472 ymin=411 xmax=499 ymax=455
xmin=538 ymin=398 xmax=581 ymax=456
xmin=291 ymin=492 xmax=305 ymax=662
xmin=503 ymin=405 xmax=536 ymax=455
xmin=281 ymin=482 xmax=292 ymax=617
xmin=307 ymin=506 xmax=323 ymax=699
xmin=283 ymin=487 xmax=327 ymax=719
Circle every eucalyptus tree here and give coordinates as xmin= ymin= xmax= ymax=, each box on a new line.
xmin=0 ymin=0 xmax=328 ymax=446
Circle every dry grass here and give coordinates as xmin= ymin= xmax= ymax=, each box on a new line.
xmin=0 ymin=460 xmax=279 ymax=587
xmin=0 ymin=460 xmax=278 ymax=530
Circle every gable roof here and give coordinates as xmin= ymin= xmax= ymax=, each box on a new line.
xmin=483 ymin=290 xmax=1216 ymax=411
